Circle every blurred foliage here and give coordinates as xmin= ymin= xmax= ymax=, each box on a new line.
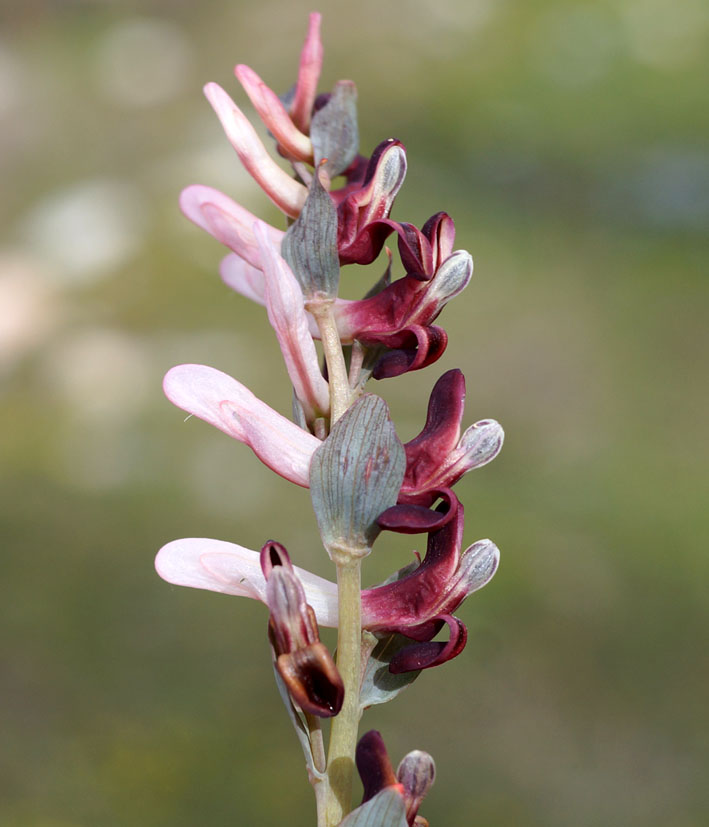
xmin=1 ymin=0 xmax=708 ymax=825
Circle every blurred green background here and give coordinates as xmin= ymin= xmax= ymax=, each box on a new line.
xmin=2 ymin=0 xmax=708 ymax=824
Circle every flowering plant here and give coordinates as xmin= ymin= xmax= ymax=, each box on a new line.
xmin=157 ymin=13 xmax=503 ymax=825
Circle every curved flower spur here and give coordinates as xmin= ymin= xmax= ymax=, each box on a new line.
xmin=157 ymin=13 xmax=503 ymax=826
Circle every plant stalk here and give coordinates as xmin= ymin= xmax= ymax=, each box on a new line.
xmin=323 ymin=555 xmax=362 ymax=825
xmin=311 ymin=303 xmax=351 ymax=424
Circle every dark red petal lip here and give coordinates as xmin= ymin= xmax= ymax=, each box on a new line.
xmin=388 ymin=614 xmax=468 ymax=674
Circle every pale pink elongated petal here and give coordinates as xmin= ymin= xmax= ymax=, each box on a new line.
xmin=163 ymin=364 xmax=320 ymax=486
xmin=219 ymin=253 xmax=323 ymax=337
xmin=291 ymin=12 xmax=323 ymax=133
xmin=204 ymin=82 xmax=307 ymax=218
xmin=155 ymin=537 xmax=339 ymax=626
xmin=235 ymin=64 xmax=313 ymax=162
xmin=219 ymin=253 xmax=266 ymax=305
xmin=180 ymin=185 xmax=284 ymax=269
xmin=255 ymin=222 xmax=330 ymax=418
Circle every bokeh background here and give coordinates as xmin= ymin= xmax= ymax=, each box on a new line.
xmin=2 ymin=0 xmax=708 ymax=824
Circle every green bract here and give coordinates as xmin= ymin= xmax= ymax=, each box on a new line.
xmin=309 ymin=395 xmax=405 ymax=558
xmin=311 ymin=80 xmax=359 ymax=177
xmin=337 ymin=787 xmax=408 ymax=827
xmin=281 ymin=169 xmax=340 ymax=300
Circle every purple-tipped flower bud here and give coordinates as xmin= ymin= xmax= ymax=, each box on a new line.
xmin=261 ymin=541 xmax=344 ymax=717
xmin=356 ymin=731 xmax=434 ymax=826
xmin=397 ymin=750 xmax=436 ymax=825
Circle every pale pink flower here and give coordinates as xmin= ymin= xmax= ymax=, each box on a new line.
xmin=163 ymin=364 xmax=319 ymax=486
xmin=290 ymin=12 xmax=323 ymax=133
xmin=234 ymin=63 xmax=313 ymax=163
xmin=155 ymin=502 xmax=499 ymax=672
xmin=254 ymin=221 xmax=330 ymax=419
xmin=163 ymin=365 xmax=503 ymax=498
xmin=180 ymin=184 xmax=284 ymax=270
xmin=203 ymin=82 xmax=307 ymax=218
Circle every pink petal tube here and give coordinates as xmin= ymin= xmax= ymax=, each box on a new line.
xmin=204 ymin=82 xmax=307 ymax=218
xmin=291 ymin=12 xmax=323 ymax=133
xmin=235 ymin=64 xmax=313 ymax=162
xmin=155 ymin=537 xmax=339 ymax=627
xmin=163 ymin=364 xmax=319 ymax=486
xmin=219 ymin=253 xmax=267 ymax=305
xmin=180 ymin=185 xmax=284 ymax=270
xmin=255 ymin=222 xmax=330 ymax=418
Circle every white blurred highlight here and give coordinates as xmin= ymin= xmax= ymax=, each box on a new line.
xmin=0 ymin=251 xmax=63 ymax=375
xmin=21 ymin=179 xmax=146 ymax=286
xmin=40 ymin=328 xmax=152 ymax=424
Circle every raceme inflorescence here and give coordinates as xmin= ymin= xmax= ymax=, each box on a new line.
xmin=156 ymin=13 xmax=503 ymax=826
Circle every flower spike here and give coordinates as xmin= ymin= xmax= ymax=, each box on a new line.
xmin=162 ymin=15 xmax=505 ymax=818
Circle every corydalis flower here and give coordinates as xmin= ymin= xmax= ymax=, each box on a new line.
xmin=331 ymin=248 xmax=473 ymax=378
xmin=356 ymin=730 xmax=435 ymax=826
xmin=163 ymin=364 xmax=503 ymax=499
xmin=155 ymin=500 xmax=499 ymax=673
xmin=261 ymin=541 xmax=343 ymax=717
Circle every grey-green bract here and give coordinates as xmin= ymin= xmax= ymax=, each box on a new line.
xmin=309 ymin=395 xmax=405 ymax=555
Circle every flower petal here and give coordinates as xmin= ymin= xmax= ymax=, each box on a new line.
xmin=396 ymin=750 xmax=436 ymax=826
xmin=377 ymin=488 xmax=459 ymax=533
xmin=290 ymin=12 xmax=323 ymax=133
xmin=356 ymin=730 xmax=401 ymax=804
xmin=235 ymin=63 xmax=313 ymax=162
xmin=219 ymin=253 xmax=266 ymax=305
xmin=371 ymin=325 xmax=448 ymax=379
xmin=361 ymin=497 xmax=464 ymax=630
xmin=255 ymin=222 xmax=330 ymax=418
xmin=402 ymin=369 xmax=465 ymax=493
xmin=204 ymin=82 xmax=307 ymax=218
xmin=163 ymin=364 xmax=319 ymax=486
xmin=388 ymin=614 xmax=468 ymax=673
xmin=337 ymin=139 xmax=407 ymax=265
xmin=180 ymin=185 xmax=284 ymax=269
xmin=155 ymin=537 xmax=267 ymax=599
xmin=155 ymin=537 xmax=338 ymax=626
xmin=454 ymin=419 xmax=505 ymax=472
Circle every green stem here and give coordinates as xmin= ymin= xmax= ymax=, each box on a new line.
xmin=311 ymin=303 xmax=351 ymax=424
xmin=323 ymin=555 xmax=362 ymax=826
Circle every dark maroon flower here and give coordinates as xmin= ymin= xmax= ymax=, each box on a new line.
xmin=260 ymin=541 xmax=344 ymax=717
xmin=356 ymin=730 xmax=435 ymax=826
xmin=336 ymin=138 xmax=407 ymax=266
xmin=356 ymin=729 xmax=403 ymax=804
xmin=361 ymin=497 xmax=499 ymax=672
xmin=395 ymin=210 xmax=456 ymax=281
xmin=333 ymin=249 xmax=473 ymax=378
xmin=400 ymin=369 xmax=504 ymax=505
